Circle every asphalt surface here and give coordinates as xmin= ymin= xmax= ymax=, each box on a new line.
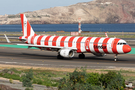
xmin=0 ymin=46 xmax=135 ymax=69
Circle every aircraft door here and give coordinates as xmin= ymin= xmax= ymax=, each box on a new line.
xmin=85 ymin=39 xmax=90 ymax=52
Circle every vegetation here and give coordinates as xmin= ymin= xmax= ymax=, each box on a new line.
xmin=0 ymin=67 xmax=134 ymax=89
xmin=8 ymin=15 xmax=20 ymax=18
xmin=22 ymin=69 xmax=33 ymax=87
xmin=58 ymin=68 xmax=125 ymax=90
xmin=0 ymin=68 xmax=67 ymax=87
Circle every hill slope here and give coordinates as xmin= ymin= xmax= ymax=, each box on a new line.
xmin=0 ymin=0 xmax=135 ymax=24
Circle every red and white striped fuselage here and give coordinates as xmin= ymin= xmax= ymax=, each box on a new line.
xmin=19 ymin=35 xmax=131 ymax=54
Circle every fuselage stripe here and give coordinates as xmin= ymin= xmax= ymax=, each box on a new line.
xmin=60 ymin=36 xmax=67 ymax=47
xmin=94 ymin=37 xmax=101 ymax=53
xmin=52 ymin=36 xmax=59 ymax=46
xmin=37 ymin=36 xmax=44 ymax=45
xmin=68 ymin=37 xmax=75 ymax=47
xmin=85 ymin=37 xmax=92 ymax=52
xmin=44 ymin=36 xmax=51 ymax=45
xmin=76 ymin=37 xmax=84 ymax=53
xmin=112 ymin=39 xmax=120 ymax=54
xmin=102 ymin=38 xmax=110 ymax=53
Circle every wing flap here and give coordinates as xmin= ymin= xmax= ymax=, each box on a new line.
xmin=17 ymin=44 xmax=77 ymax=50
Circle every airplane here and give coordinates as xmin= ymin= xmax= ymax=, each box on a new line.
xmin=5 ymin=14 xmax=132 ymax=61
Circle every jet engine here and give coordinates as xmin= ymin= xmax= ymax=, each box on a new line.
xmin=93 ymin=53 xmax=106 ymax=57
xmin=59 ymin=49 xmax=74 ymax=58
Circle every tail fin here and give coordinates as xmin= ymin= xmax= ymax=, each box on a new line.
xmin=20 ymin=14 xmax=37 ymax=36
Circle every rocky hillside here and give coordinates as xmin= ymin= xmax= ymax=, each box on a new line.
xmin=1 ymin=0 xmax=135 ymax=24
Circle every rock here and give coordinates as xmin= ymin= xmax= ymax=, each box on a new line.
xmin=1 ymin=0 xmax=135 ymax=24
xmin=0 ymin=84 xmax=21 ymax=90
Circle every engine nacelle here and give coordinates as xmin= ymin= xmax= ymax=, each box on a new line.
xmin=93 ymin=53 xmax=106 ymax=57
xmin=59 ymin=49 xmax=74 ymax=58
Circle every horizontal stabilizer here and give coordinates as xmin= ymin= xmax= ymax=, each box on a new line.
xmin=4 ymin=34 xmax=11 ymax=43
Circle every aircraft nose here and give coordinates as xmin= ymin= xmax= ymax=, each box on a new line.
xmin=123 ymin=45 xmax=131 ymax=53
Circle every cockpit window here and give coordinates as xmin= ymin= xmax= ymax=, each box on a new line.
xmin=117 ymin=43 xmax=127 ymax=45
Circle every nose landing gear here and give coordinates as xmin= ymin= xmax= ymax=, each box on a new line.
xmin=114 ymin=54 xmax=118 ymax=62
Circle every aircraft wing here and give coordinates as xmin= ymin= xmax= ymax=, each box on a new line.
xmin=17 ymin=44 xmax=77 ymax=50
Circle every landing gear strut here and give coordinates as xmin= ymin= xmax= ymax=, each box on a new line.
xmin=114 ymin=54 xmax=118 ymax=62
xmin=79 ymin=53 xmax=85 ymax=59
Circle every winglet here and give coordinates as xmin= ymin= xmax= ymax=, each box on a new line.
xmin=4 ymin=34 xmax=11 ymax=43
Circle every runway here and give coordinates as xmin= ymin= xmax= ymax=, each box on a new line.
xmin=0 ymin=47 xmax=135 ymax=69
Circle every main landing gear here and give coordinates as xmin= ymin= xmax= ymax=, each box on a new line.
xmin=57 ymin=53 xmax=64 ymax=59
xmin=114 ymin=54 xmax=118 ymax=62
xmin=79 ymin=53 xmax=85 ymax=59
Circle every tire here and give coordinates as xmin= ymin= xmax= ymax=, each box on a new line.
xmin=79 ymin=54 xmax=85 ymax=59
xmin=57 ymin=55 xmax=64 ymax=59
xmin=114 ymin=58 xmax=117 ymax=62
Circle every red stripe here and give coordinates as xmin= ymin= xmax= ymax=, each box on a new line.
xmin=94 ymin=38 xmax=101 ymax=53
xmin=19 ymin=36 xmax=22 ymax=39
xmin=60 ymin=36 xmax=67 ymax=47
xmin=68 ymin=37 xmax=75 ymax=47
xmin=27 ymin=21 xmax=31 ymax=36
xmin=76 ymin=37 xmax=84 ymax=53
xmin=44 ymin=36 xmax=51 ymax=45
xmin=34 ymin=34 xmax=37 ymax=36
xmin=112 ymin=39 xmax=120 ymax=54
xmin=102 ymin=38 xmax=110 ymax=54
xmin=20 ymin=14 xmax=24 ymax=36
xmin=85 ymin=37 xmax=92 ymax=52
xmin=52 ymin=36 xmax=59 ymax=46
xmin=37 ymin=36 xmax=44 ymax=45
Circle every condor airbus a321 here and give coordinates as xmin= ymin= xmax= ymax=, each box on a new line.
xmin=6 ymin=14 xmax=132 ymax=61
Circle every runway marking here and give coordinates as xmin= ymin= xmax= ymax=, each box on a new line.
xmin=0 ymin=60 xmax=118 ymax=69
xmin=0 ymin=60 xmax=135 ymax=69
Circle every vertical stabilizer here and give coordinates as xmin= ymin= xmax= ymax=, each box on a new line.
xmin=20 ymin=14 xmax=37 ymax=36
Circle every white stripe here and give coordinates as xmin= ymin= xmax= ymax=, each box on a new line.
xmin=30 ymin=28 xmax=35 ymax=36
xmin=90 ymin=37 xmax=97 ymax=53
xmin=81 ymin=37 xmax=87 ymax=52
xmin=56 ymin=36 xmax=63 ymax=47
xmin=23 ymin=15 xmax=27 ymax=36
xmin=48 ymin=36 xmax=55 ymax=46
xmin=33 ymin=36 xmax=40 ymax=45
xmin=98 ymin=38 xmax=105 ymax=53
xmin=41 ymin=36 xmax=47 ymax=45
xmin=73 ymin=37 xmax=79 ymax=48
xmin=107 ymin=38 xmax=115 ymax=54
xmin=28 ymin=36 xmax=33 ymax=44
xmin=64 ymin=36 xmax=72 ymax=47
xmin=117 ymin=40 xmax=125 ymax=53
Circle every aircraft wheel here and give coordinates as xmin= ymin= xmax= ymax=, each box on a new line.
xmin=114 ymin=58 xmax=117 ymax=62
xmin=79 ymin=53 xmax=85 ymax=59
xmin=114 ymin=54 xmax=118 ymax=62
xmin=57 ymin=55 xmax=64 ymax=59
